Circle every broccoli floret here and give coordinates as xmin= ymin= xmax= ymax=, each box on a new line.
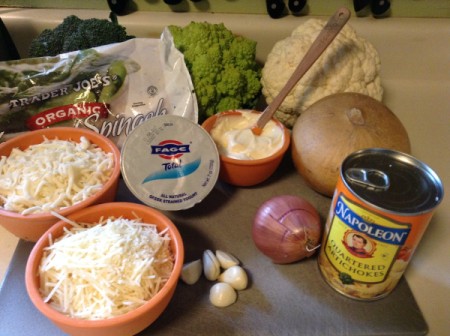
xmin=28 ymin=14 xmax=133 ymax=58
xmin=28 ymin=28 xmax=65 ymax=58
xmin=169 ymin=22 xmax=261 ymax=122
xmin=61 ymin=18 xmax=131 ymax=54
xmin=29 ymin=15 xmax=83 ymax=57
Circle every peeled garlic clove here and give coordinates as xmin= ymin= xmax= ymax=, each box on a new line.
xmin=209 ymin=282 xmax=237 ymax=307
xmin=215 ymin=250 xmax=240 ymax=269
xmin=218 ymin=265 xmax=248 ymax=290
xmin=181 ymin=259 xmax=202 ymax=285
xmin=203 ymin=249 xmax=220 ymax=281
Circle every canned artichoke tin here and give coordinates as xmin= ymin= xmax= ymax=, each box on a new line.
xmin=318 ymin=148 xmax=444 ymax=300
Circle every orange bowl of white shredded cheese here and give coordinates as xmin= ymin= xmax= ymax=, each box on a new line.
xmin=25 ymin=202 xmax=184 ymax=336
xmin=0 ymin=127 xmax=121 ymax=242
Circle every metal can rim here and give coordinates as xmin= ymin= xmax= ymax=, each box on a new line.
xmin=341 ymin=148 xmax=444 ymax=216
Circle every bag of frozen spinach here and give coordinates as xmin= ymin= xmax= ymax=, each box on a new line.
xmin=0 ymin=31 xmax=197 ymax=148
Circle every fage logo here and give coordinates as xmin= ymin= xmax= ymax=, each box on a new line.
xmin=151 ymin=140 xmax=190 ymax=160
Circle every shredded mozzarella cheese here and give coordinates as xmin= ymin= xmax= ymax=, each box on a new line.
xmin=38 ymin=217 xmax=174 ymax=320
xmin=0 ymin=136 xmax=114 ymax=214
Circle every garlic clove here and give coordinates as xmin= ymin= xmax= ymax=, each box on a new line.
xmin=181 ymin=259 xmax=202 ymax=285
xmin=209 ymin=282 xmax=237 ymax=307
xmin=215 ymin=250 xmax=240 ymax=269
xmin=218 ymin=265 xmax=248 ymax=290
xmin=203 ymin=249 xmax=220 ymax=281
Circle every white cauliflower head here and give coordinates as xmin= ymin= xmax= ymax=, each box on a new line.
xmin=261 ymin=19 xmax=383 ymax=128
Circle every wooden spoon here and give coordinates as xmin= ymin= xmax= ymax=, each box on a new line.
xmin=251 ymin=7 xmax=351 ymax=135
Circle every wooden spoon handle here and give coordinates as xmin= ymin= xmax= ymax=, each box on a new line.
xmin=253 ymin=7 xmax=351 ymax=134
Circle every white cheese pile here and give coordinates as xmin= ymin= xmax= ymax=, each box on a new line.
xmin=39 ymin=217 xmax=174 ymax=320
xmin=0 ymin=136 xmax=114 ymax=214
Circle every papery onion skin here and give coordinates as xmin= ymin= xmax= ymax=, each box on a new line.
xmin=291 ymin=92 xmax=411 ymax=197
xmin=252 ymin=195 xmax=322 ymax=264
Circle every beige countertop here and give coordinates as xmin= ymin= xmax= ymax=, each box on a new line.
xmin=1 ymin=9 xmax=449 ymax=335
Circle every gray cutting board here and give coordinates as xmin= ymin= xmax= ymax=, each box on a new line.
xmin=0 ymin=155 xmax=428 ymax=336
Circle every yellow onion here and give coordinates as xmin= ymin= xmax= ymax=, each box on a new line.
xmin=252 ymin=195 xmax=322 ymax=264
xmin=291 ymin=92 xmax=411 ymax=197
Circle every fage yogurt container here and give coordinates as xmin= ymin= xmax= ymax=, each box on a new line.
xmin=120 ymin=115 xmax=219 ymax=211
xmin=318 ymin=148 xmax=444 ymax=300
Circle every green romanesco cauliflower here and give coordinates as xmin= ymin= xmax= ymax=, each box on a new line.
xmin=169 ymin=22 xmax=261 ymax=122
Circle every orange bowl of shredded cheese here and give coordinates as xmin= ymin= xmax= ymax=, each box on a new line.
xmin=0 ymin=127 xmax=121 ymax=242
xmin=25 ymin=202 xmax=184 ymax=336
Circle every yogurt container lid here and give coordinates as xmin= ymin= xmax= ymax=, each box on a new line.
xmin=120 ymin=115 xmax=220 ymax=211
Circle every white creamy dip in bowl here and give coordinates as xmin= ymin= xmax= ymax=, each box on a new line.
xmin=202 ymin=110 xmax=290 ymax=187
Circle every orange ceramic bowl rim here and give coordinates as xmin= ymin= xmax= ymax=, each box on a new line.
xmin=25 ymin=202 xmax=184 ymax=332
xmin=0 ymin=127 xmax=121 ymax=221
xmin=201 ymin=110 xmax=291 ymax=166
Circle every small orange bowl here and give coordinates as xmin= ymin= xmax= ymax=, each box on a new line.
xmin=202 ymin=110 xmax=290 ymax=187
xmin=25 ymin=202 xmax=184 ymax=336
xmin=0 ymin=127 xmax=121 ymax=242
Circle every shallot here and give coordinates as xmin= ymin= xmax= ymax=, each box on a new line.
xmin=252 ymin=195 xmax=322 ymax=264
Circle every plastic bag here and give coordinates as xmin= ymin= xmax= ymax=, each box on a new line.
xmin=0 ymin=31 xmax=197 ymax=148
